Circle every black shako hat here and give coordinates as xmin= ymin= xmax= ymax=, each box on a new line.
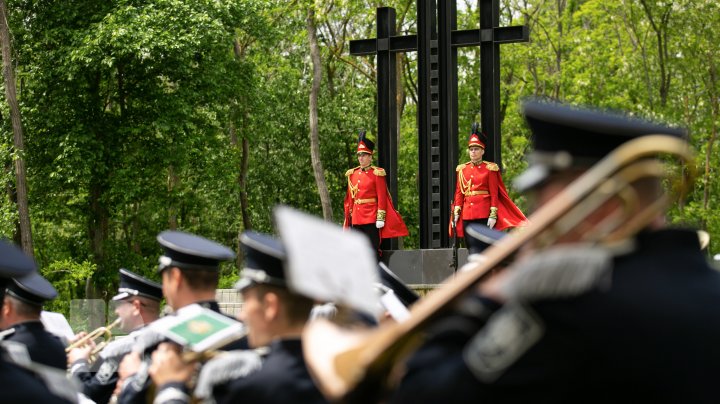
xmin=357 ymin=130 xmax=375 ymax=155
xmin=376 ymin=262 xmax=419 ymax=307
xmin=234 ymin=231 xmax=287 ymax=292
xmin=514 ymin=99 xmax=688 ymax=192
xmin=6 ymin=272 xmax=57 ymax=306
xmin=157 ymin=230 xmax=236 ymax=273
xmin=465 ymin=223 xmax=507 ymax=256
xmin=112 ymin=268 xmax=163 ymax=301
xmin=0 ymin=239 xmax=37 ymax=278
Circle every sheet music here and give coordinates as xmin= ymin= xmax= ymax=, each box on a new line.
xmin=274 ymin=206 xmax=380 ymax=316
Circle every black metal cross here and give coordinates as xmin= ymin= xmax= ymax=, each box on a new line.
xmin=350 ymin=0 xmax=528 ymax=250
xmin=450 ymin=0 xmax=529 ymax=165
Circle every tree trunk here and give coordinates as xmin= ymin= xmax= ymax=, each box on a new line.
xmin=703 ymin=57 xmax=718 ymax=213
xmin=167 ymin=165 xmax=179 ymax=230
xmin=0 ymin=0 xmax=33 ymax=255
xmin=306 ymin=6 xmax=333 ymax=221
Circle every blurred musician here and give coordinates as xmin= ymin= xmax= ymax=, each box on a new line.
xmin=116 ymin=230 xmax=243 ymax=404
xmin=393 ymin=99 xmax=720 ymax=403
xmin=0 ymin=240 xmax=77 ymax=403
xmin=69 ymin=268 xmax=162 ymax=404
xmin=1 ymin=272 xmax=66 ymax=370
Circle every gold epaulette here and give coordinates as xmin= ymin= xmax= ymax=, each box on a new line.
xmin=345 ymin=167 xmax=359 ymax=177
xmin=456 ymin=163 xmax=468 ymax=172
xmin=485 ymin=161 xmax=499 ymax=171
xmin=373 ymin=167 xmax=386 ymax=176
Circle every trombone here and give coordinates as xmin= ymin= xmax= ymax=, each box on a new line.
xmin=302 ymin=135 xmax=696 ymax=402
xmin=66 ymin=317 xmax=122 ymax=361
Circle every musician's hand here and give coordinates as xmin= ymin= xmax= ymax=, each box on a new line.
xmin=118 ymin=351 xmax=142 ymax=380
xmin=67 ymin=341 xmax=94 ymax=364
xmin=376 ymin=220 xmax=385 ymax=229
xmin=487 ymin=217 xmax=497 ymax=229
xmin=149 ymin=342 xmax=196 ymax=386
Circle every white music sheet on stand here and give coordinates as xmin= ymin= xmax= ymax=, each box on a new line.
xmin=275 ymin=205 xmax=380 ymax=316
xmin=41 ymin=311 xmax=75 ymax=341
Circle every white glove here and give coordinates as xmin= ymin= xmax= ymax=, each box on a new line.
xmin=487 ymin=217 xmax=497 ymax=229
xmin=453 ymin=214 xmax=460 ymax=225
xmin=376 ymin=220 xmax=385 ymax=229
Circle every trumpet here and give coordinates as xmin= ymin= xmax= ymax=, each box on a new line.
xmin=302 ymin=135 xmax=696 ymax=402
xmin=66 ymin=317 xmax=122 ymax=360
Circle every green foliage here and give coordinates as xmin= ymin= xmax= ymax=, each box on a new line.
xmin=40 ymin=259 xmax=97 ymax=316
xmin=0 ymin=0 xmax=718 ymax=303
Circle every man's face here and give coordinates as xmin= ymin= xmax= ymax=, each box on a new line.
xmin=114 ymin=298 xmax=140 ymax=333
xmin=357 ymin=153 xmax=372 ymax=167
xmin=468 ymin=146 xmax=485 ymax=162
xmin=239 ymin=287 xmax=273 ymax=348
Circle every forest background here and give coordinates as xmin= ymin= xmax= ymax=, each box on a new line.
xmin=0 ymin=0 xmax=717 ymax=315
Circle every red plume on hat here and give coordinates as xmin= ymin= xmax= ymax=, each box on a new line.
xmin=357 ymin=130 xmax=375 ymax=154
xmin=468 ymin=122 xmax=486 ymax=149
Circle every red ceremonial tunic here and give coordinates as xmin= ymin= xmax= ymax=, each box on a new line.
xmin=343 ymin=165 xmax=408 ymax=239
xmin=451 ymin=161 xmax=527 ymax=236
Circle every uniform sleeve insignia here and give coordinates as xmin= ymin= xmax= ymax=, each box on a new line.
xmin=463 ymin=303 xmax=544 ymax=382
xmin=345 ymin=167 xmax=356 ymax=177
xmin=456 ymin=163 xmax=466 ymax=172
xmin=485 ymin=162 xmax=500 ymax=171
xmin=95 ymin=358 xmax=119 ymax=384
xmin=373 ymin=167 xmax=386 ymax=176
xmin=498 ymin=244 xmax=612 ymax=302
xmin=0 ymin=327 xmax=15 ymax=341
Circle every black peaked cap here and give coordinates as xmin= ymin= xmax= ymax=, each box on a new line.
xmin=112 ymin=268 xmax=163 ymax=301
xmin=235 ymin=231 xmax=287 ymax=292
xmin=515 ymin=99 xmax=688 ymax=192
xmin=7 ymin=272 xmax=57 ymax=306
xmin=465 ymin=223 xmax=506 ymax=256
xmin=377 ymin=262 xmax=419 ymax=307
xmin=157 ymin=230 xmax=235 ymax=272
xmin=0 ymin=239 xmax=37 ymax=278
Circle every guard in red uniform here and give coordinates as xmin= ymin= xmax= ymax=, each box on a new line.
xmin=451 ymin=125 xmax=527 ymax=247
xmin=344 ymin=132 xmax=408 ymax=260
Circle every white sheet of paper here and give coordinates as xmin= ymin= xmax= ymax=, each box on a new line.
xmin=274 ymin=206 xmax=380 ymax=316
xmin=41 ymin=311 xmax=75 ymax=340
xmin=380 ymin=289 xmax=411 ymax=323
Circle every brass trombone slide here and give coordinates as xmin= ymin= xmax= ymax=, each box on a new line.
xmin=302 ymin=135 xmax=695 ymax=402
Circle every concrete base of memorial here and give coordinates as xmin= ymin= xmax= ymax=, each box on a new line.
xmin=382 ymin=248 xmax=469 ymax=289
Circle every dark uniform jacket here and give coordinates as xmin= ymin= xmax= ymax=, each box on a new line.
xmin=4 ymin=320 xmax=67 ymax=370
xmin=219 ymin=338 xmax=326 ymax=404
xmin=396 ymin=228 xmax=720 ymax=404
xmin=70 ymin=325 xmax=143 ymax=404
xmin=0 ymin=346 xmax=75 ymax=403
xmin=118 ymin=301 xmax=246 ymax=404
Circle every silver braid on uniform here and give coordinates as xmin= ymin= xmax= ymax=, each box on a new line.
xmin=499 ymin=245 xmax=613 ymax=302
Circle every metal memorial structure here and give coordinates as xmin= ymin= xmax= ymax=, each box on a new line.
xmin=350 ymin=0 xmax=528 ymax=272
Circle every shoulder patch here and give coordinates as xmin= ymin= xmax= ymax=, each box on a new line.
xmin=485 ymin=161 xmax=499 ymax=171
xmin=345 ymin=167 xmax=357 ymax=177
xmin=95 ymin=358 xmax=119 ymax=384
xmin=456 ymin=163 xmax=467 ymax=172
xmin=373 ymin=167 xmax=386 ymax=176
xmin=463 ymin=303 xmax=544 ymax=382
xmin=499 ymin=244 xmax=612 ymax=302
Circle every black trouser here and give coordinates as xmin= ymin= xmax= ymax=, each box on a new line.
xmin=351 ymin=223 xmax=381 ymax=262
xmin=462 ymin=218 xmax=488 ymax=252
